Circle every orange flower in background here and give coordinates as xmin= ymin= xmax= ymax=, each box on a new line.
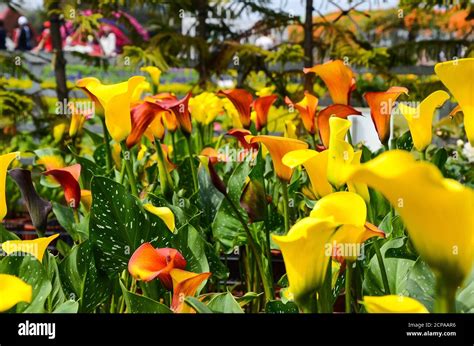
xmin=304 ymin=60 xmax=356 ymax=105
xmin=160 ymin=144 xmax=177 ymax=172
xmin=253 ymin=94 xmax=278 ymax=131
xmin=154 ymin=93 xmax=193 ymax=136
xmin=43 ymin=164 xmax=81 ymax=209
xmin=227 ymin=129 xmax=259 ymax=151
xmin=128 ymin=243 xmax=186 ymax=289
xmin=285 ymin=92 xmax=319 ymax=135
xmin=250 ymin=135 xmax=308 ymax=183
xmin=170 ymin=269 xmax=211 ymax=313
xmin=126 ymin=100 xmax=166 ymax=148
xmin=317 ymin=104 xmax=361 ymax=148
xmin=218 ymin=89 xmax=253 ymax=129
xmin=364 ymin=86 xmax=408 ymax=145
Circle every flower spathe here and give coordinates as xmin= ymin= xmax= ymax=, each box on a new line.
xmin=304 ymin=60 xmax=356 ymax=105
xmin=364 ymin=86 xmax=408 ymax=145
xmin=0 ymin=274 xmax=32 ymax=312
xmin=317 ymin=104 xmax=362 ymax=148
xmin=140 ymin=66 xmax=161 ymax=87
xmin=170 ymin=269 xmax=211 ymax=313
xmin=0 ymin=152 xmax=19 ymax=221
xmin=327 ymin=117 xmax=354 ymax=189
xmin=250 ymin=135 xmax=309 ymax=183
xmin=189 ymin=92 xmax=224 ymax=125
xmin=143 ymin=203 xmax=175 ymax=232
xmin=253 ymin=94 xmax=277 ymax=131
xmin=128 ymin=243 xmax=186 ymax=289
xmin=217 ymin=89 xmax=253 ymax=129
xmin=154 ymin=93 xmax=193 ymax=136
xmin=43 ymin=164 xmax=81 ymax=209
xmin=346 ymin=150 xmax=474 ymax=286
xmin=1 ymin=233 xmax=59 ymax=263
xmin=285 ymin=92 xmax=318 ymax=135
xmin=76 ymin=76 xmax=145 ymax=142
xmin=126 ymin=100 xmax=165 ymax=148
xmin=398 ymin=90 xmax=450 ymax=151
xmin=435 ymin=58 xmax=474 ymax=145
xmin=363 ymin=295 xmax=428 ymax=313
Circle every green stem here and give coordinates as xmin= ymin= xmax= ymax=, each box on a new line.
xmin=297 ymin=294 xmax=318 ymax=313
xmin=434 ymin=278 xmax=457 ymax=313
xmin=310 ymin=133 xmax=318 ymax=150
xmin=345 ymin=262 xmax=353 ymax=313
xmin=185 ymin=135 xmax=199 ymax=194
xmin=373 ymin=239 xmax=390 ymax=295
xmin=420 ymin=148 xmax=426 ymax=161
xmin=120 ymin=142 xmax=138 ymax=197
xmin=225 ymin=194 xmax=274 ymax=301
xmin=100 ymin=116 xmax=113 ymax=172
xmin=154 ymin=139 xmax=173 ymax=199
xmin=281 ymin=181 xmax=290 ymax=234
xmin=170 ymin=132 xmax=177 ymax=161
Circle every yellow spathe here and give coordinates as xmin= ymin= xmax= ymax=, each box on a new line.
xmin=1 ymin=234 xmax=59 ymax=263
xmin=0 ymin=274 xmax=32 ymax=312
xmin=0 ymin=152 xmax=19 ymax=220
xmin=364 ymin=295 xmax=429 ymax=313
xmin=143 ymin=203 xmax=176 ymax=232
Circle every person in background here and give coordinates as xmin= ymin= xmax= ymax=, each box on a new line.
xmin=0 ymin=20 xmax=6 ymax=50
xmin=14 ymin=16 xmax=34 ymax=51
xmin=33 ymin=21 xmax=53 ymax=53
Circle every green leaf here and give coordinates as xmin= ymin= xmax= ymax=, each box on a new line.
xmin=0 ymin=255 xmax=52 ymax=313
xmin=431 ymin=148 xmax=448 ymax=173
xmin=405 ymin=257 xmax=435 ymax=312
xmin=73 ymin=156 xmax=105 ymax=189
xmin=0 ymin=224 xmax=20 ymax=242
xmin=45 ymin=253 xmax=67 ymax=311
xmin=184 ymin=297 xmax=214 ymax=313
xmin=457 ymin=271 xmax=474 ymax=313
xmin=363 ymin=238 xmax=415 ymax=296
xmin=396 ymin=131 xmax=413 ymax=151
xmin=265 ymin=300 xmax=299 ymax=313
xmin=52 ymin=202 xmax=84 ymax=242
xmin=53 ymin=300 xmax=79 ymax=313
xmin=235 ymin=292 xmax=262 ymax=307
xmin=119 ymin=281 xmax=172 ymax=313
xmin=206 ymin=292 xmax=244 ymax=313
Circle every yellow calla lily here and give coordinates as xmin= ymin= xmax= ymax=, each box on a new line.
xmin=435 ymin=58 xmax=474 ymax=145
xmin=273 ymin=217 xmax=336 ymax=308
xmin=143 ymin=203 xmax=175 ymax=232
xmin=189 ymin=92 xmax=224 ymax=125
xmin=346 ymin=150 xmax=474 ymax=286
xmin=347 ymin=151 xmax=370 ymax=202
xmin=399 ymin=90 xmax=450 ymax=152
xmin=0 ymin=274 xmax=32 ymax=312
xmin=282 ymin=149 xmax=333 ymax=198
xmin=141 ymin=66 xmax=161 ymax=87
xmin=170 ymin=269 xmax=211 ymax=313
xmin=284 ymin=120 xmax=297 ymax=139
xmin=0 ymin=152 xmax=19 ymax=220
xmin=363 ymin=295 xmax=429 ymax=313
xmin=131 ymin=80 xmax=151 ymax=103
xmin=77 ymin=76 xmax=145 ymax=142
xmin=327 ymin=117 xmax=354 ymax=189
xmin=1 ymin=233 xmax=59 ymax=263
xmin=80 ymin=189 xmax=92 ymax=211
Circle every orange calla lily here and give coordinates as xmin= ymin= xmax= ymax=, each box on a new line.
xmin=170 ymin=269 xmax=211 ymax=313
xmin=317 ymin=104 xmax=362 ymax=148
xmin=250 ymin=135 xmax=308 ymax=183
xmin=227 ymin=129 xmax=259 ymax=151
xmin=126 ymin=100 xmax=165 ymax=148
xmin=304 ymin=60 xmax=356 ymax=105
xmin=253 ymin=94 xmax=277 ymax=131
xmin=43 ymin=164 xmax=81 ymax=209
xmin=218 ymin=89 xmax=253 ymax=129
xmin=128 ymin=243 xmax=186 ymax=289
xmin=285 ymin=92 xmax=319 ymax=135
xmin=154 ymin=93 xmax=193 ymax=136
xmin=364 ymin=86 xmax=409 ymax=145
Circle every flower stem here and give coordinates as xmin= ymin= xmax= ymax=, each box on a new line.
xmin=154 ymin=139 xmax=173 ymax=199
xmin=185 ymin=135 xmax=199 ymax=194
xmin=100 ymin=116 xmax=113 ymax=173
xmin=297 ymin=294 xmax=318 ymax=313
xmin=373 ymin=239 xmax=390 ymax=295
xmin=345 ymin=262 xmax=353 ymax=313
xmin=434 ymin=278 xmax=457 ymax=313
xmin=120 ymin=141 xmax=138 ymax=197
xmin=281 ymin=181 xmax=290 ymax=233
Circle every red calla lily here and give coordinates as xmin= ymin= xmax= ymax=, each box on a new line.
xmin=126 ymin=100 xmax=166 ymax=148
xmin=218 ymin=89 xmax=253 ymax=129
xmin=43 ymin=164 xmax=81 ymax=209
xmin=154 ymin=93 xmax=193 ymax=136
xmin=253 ymin=94 xmax=278 ymax=131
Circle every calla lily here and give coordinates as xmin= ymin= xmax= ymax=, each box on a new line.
xmin=222 ymin=98 xmax=243 ymax=128
xmin=273 ymin=217 xmax=337 ymax=308
xmin=282 ymin=149 xmax=333 ymax=198
xmin=253 ymin=94 xmax=277 ymax=131
xmin=140 ymin=66 xmax=161 ymax=88
xmin=435 ymin=58 xmax=474 ymax=145
xmin=1 ymin=233 xmax=59 ymax=263
xmin=198 ymin=155 xmax=227 ymax=195
xmin=154 ymin=93 xmax=193 ymax=136
xmin=327 ymin=117 xmax=354 ymax=189
xmin=126 ymin=100 xmax=165 ymax=148
xmin=346 ymin=150 xmax=474 ymax=286
xmin=0 ymin=274 xmax=32 ymax=312
xmin=317 ymin=104 xmax=362 ymax=148
xmin=284 ymin=120 xmax=297 ymax=139
xmin=346 ymin=151 xmax=370 ymax=202
xmin=217 ymin=89 xmax=253 ymax=129
xmin=170 ymin=269 xmax=211 ymax=313
xmin=43 ymin=164 xmax=81 ymax=209
xmin=68 ymin=103 xmax=91 ymax=138
xmin=227 ymin=129 xmax=259 ymax=151
xmin=364 ymin=86 xmax=409 ymax=145
xmin=143 ymin=203 xmax=175 ymax=232
xmin=128 ymin=243 xmax=186 ymax=289
xmin=304 ymin=60 xmax=356 ymax=105
xmin=76 ymin=76 xmax=145 ymax=142
xmin=162 ymin=110 xmax=179 ymax=133
xmin=398 ymin=90 xmax=450 ymax=152
xmin=189 ymin=92 xmax=224 ymax=125
xmin=363 ymin=295 xmax=428 ymax=313
xmin=0 ymin=152 xmax=19 ymax=220
xmin=80 ymin=189 xmax=92 ymax=211
xmin=285 ymin=92 xmax=319 ymax=135
xmin=9 ymin=169 xmax=52 ymax=233
xmin=131 ymin=80 xmax=151 ymax=103
xmin=249 ymin=135 xmax=308 ymax=183
xmin=145 ymin=112 xmax=166 ymax=141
